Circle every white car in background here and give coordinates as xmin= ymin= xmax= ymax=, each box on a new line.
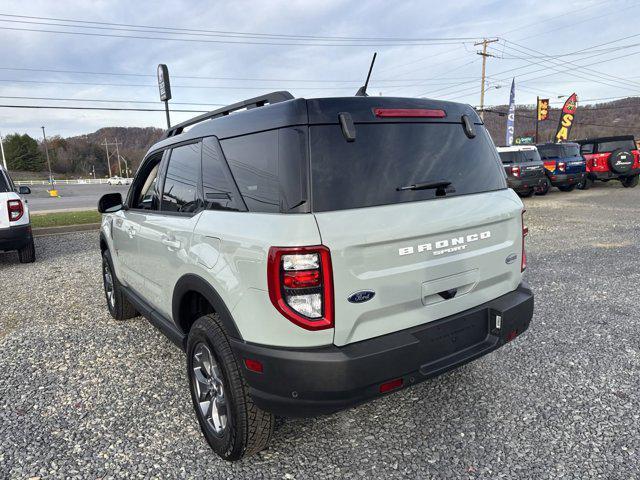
xmin=107 ymin=176 xmax=132 ymax=185
xmin=0 ymin=167 xmax=35 ymax=263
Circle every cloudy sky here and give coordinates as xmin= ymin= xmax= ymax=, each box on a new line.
xmin=0 ymin=0 xmax=638 ymax=138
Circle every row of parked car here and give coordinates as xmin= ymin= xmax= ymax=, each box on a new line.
xmin=497 ymin=135 xmax=640 ymax=196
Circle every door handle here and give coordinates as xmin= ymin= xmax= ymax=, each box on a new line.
xmin=161 ymin=236 xmax=181 ymax=250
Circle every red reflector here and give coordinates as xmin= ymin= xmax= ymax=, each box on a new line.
xmin=374 ymin=108 xmax=446 ymax=118
xmin=379 ymin=378 xmax=403 ymax=393
xmin=244 ymin=358 xmax=263 ymax=373
xmin=506 ymin=330 xmax=518 ymax=342
xmin=283 ymin=269 xmax=320 ymax=289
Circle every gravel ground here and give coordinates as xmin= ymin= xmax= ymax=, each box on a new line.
xmin=1 ymin=182 xmax=639 ymax=479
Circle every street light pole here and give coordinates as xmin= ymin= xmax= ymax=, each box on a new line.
xmin=41 ymin=126 xmax=53 ymax=184
xmin=0 ymin=132 xmax=7 ymax=170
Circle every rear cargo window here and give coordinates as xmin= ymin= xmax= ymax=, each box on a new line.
xmin=597 ymin=139 xmax=636 ymax=152
xmin=0 ymin=172 xmax=10 ymax=193
xmin=311 ymin=123 xmax=506 ymax=212
xmin=499 ymin=150 xmax=541 ymax=164
xmin=538 ymin=144 xmax=579 ymax=159
xmin=221 ymin=128 xmax=308 ymax=213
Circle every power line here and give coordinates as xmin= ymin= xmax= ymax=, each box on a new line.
xmin=0 ymin=13 xmax=484 ymax=42
xmin=0 ymin=104 xmax=208 ymax=112
xmin=0 ymin=95 xmax=224 ymax=106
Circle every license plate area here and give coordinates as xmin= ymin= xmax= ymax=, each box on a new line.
xmin=413 ymin=309 xmax=489 ymax=364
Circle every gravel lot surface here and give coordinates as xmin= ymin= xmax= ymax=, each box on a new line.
xmin=1 ymin=182 xmax=639 ymax=479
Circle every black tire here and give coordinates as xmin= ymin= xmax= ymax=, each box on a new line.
xmin=535 ymin=178 xmax=551 ymax=196
xmin=102 ymin=249 xmax=137 ymax=320
xmin=601 ymin=179 xmax=610 ymax=182
xmin=18 ymin=237 xmax=35 ymax=263
xmin=187 ymin=314 xmax=274 ymax=461
xmin=621 ymin=174 xmax=639 ymax=188
xmin=608 ymin=149 xmax=634 ymax=175
xmin=558 ymin=184 xmax=576 ymax=192
xmin=577 ymin=176 xmax=592 ymax=190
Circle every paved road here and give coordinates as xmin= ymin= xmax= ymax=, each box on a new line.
xmin=1 ymin=182 xmax=639 ymax=478
xmin=26 ymin=184 xmax=130 ymax=213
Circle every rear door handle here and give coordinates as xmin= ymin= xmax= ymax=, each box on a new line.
xmin=161 ymin=236 xmax=181 ymax=250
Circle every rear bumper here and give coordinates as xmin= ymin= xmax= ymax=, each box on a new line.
xmin=0 ymin=224 xmax=31 ymax=251
xmin=549 ymin=172 xmax=585 ymax=187
xmin=231 ymin=282 xmax=534 ymax=417
xmin=507 ymin=176 xmax=546 ymax=193
xmin=589 ymin=168 xmax=640 ymax=180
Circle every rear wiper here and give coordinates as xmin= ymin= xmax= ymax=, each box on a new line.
xmin=396 ymin=180 xmax=452 ymax=196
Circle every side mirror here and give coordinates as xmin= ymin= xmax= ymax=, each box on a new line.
xmin=18 ymin=186 xmax=31 ymax=195
xmin=98 ymin=192 xmax=123 ymax=213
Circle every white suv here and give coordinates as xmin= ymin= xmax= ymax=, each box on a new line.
xmin=99 ymin=92 xmax=534 ymax=461
xmin=0 ymin=168 xmax=35 ymax=263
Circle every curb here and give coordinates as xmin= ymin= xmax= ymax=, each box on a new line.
xmin=32 ymin=223 xmax=101 ymax=237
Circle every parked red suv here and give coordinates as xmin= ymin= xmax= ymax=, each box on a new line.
xmin=575 ymin=135 xmax=640 ymax=188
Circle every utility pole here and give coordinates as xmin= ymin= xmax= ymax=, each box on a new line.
xmin=475 ymin=38 xmax=499 ymax=121
xmin=0 ymin=132 xmax=7 ymax=170
xmin=103 ymin=139 xmax=111 ymax=177
xmin=41 ymin=126 xmax=53 ymax=184
xmin=113 ymin=139 xmax=122 ymax=176
xmin=535 ymin=96 xmax=540 ymax=144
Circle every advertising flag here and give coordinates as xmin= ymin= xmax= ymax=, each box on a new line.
xmin=537 ymin=98 xmax=549 ymax=121
xmin=554 ymin=93 xmax=578 ymax=142
xmin=505 ymin=78 xmax=516 ymax=146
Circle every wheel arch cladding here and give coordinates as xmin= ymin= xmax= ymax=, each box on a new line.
xmin=172 ymin=273 xmax=242 ymax=340
xmin=99 ymin=232 xmax=108 ymax=252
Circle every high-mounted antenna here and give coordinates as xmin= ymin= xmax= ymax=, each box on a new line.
xmin=355 ymin=52 xmax=377 ymax=97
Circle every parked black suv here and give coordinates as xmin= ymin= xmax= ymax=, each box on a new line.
xmin=497 ymin=146 xmax=547 ymax=197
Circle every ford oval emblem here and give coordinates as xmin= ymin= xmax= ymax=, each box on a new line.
xmin=348 ymin=290 xmax=375 ymax=304
xmin=505 ymin=253 xmax=518 ymax=265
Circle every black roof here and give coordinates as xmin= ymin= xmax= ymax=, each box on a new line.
xmin=536 ymin=142 xmax=579 ymax=147
xmin=148 ymin=91 xmax=481 ymax=155
xmin=573 ymin=135 xmax=636 ymax=145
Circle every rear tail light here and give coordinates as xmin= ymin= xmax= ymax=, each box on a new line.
xmin=558 ymin=161 xmax=566 ymax=172
xmin=511 ymin=166 xmax=520 ymax=177
xmin=267 ymin=246 xmax=334 ymax=330
xmin=7 ymin=199 xmax=24 ymax=222
xmin=374 ymin=108 xmax=446 ymax=118
xmin=521 ymin=209 xmax=528 ymax=272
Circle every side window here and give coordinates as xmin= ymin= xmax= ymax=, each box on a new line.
xmin=221 ymin=131 xmax=280 ymax=213
xmin=581 ymin=143 xmax=594 ymax=155
xmin=202 ymin=137 xmax=242 ymax=211
xmin=162 ymin=142 xmax=201 ymax=213
xmin=131 ymin=154 xmax=163 ymax=210
xmin=220 ymin=127 xmax=308 ymax=213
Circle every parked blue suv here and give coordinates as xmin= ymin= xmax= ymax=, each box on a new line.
xmin=536 ymin=142 xmax=587 ymax=193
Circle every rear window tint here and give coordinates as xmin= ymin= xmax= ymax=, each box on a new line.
xmin=538 ymin=144 xmax=579 ymax=159
xmin=0 ymin=172 xmax=10 ymax=192
xmin=310 ymin=123 xmax=506 ymax=212
xmin=597 ymin=139 xmax=636 ymax=152
xmin=499 ymin=149 xmax=541 ymax=163
xmin=221 ymin=128 xmax=308 ymax=213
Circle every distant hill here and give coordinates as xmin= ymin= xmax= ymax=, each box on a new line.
xmin=43 ymin=127 xmax=163 ymax=176
xmin=483 ymin=97 xmax=640 ymax=146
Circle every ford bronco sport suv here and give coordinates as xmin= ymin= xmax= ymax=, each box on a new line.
xmin=575 ymin=135 xmax=640 ymax=188
xmin=536 ymin=142 xmax=586 ymax=192
xmin=0 ymin=167 xmax=35 ymax=263
xmin=98 ymin=92 xmax=534 ymax=461
xmin=496 ymin=145 xmax=547 ymax=197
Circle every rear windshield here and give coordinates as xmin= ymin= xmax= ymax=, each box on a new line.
xmin=597 ymin=139 xmax=636 ymax=153
xmin=310 ymin=123 xmax=506 ymax=212
xmin=537 ymin=144 xmax=580 ymax=159
xmin=0 ymin=172 xmax=11 ymax=193
xmin=498 ymin=149 xmax=541 ymax=164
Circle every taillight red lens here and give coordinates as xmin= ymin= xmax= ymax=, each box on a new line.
xmin=511 ymin=166 xmax=520 ymax=177
xmin=373 ymin=108 xmax=446 ymax=118
xmin=558 ymin=161 xmax=566 ymax=172
xmin=243 ymin=358 xmax=264 ymax=373
xmin=521 ymin=209 xmax=528 ymax=272
xmin=7 ymin=199 xmax=24 ymax=222
xmin=267 ymin=246 xmax=334 ymax=331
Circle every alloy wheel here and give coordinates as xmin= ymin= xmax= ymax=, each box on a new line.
xmin=192 ymin=343 xmax=228 ymax=436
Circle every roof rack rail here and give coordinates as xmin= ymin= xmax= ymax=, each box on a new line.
xmin=164 ymin=91 xmax=294 ymax=138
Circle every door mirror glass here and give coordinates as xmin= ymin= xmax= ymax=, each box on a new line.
xmin=18 ymin=186 xmax=31 ymax=195
xmin=98 ymin=193 xmax=123 ymax=213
